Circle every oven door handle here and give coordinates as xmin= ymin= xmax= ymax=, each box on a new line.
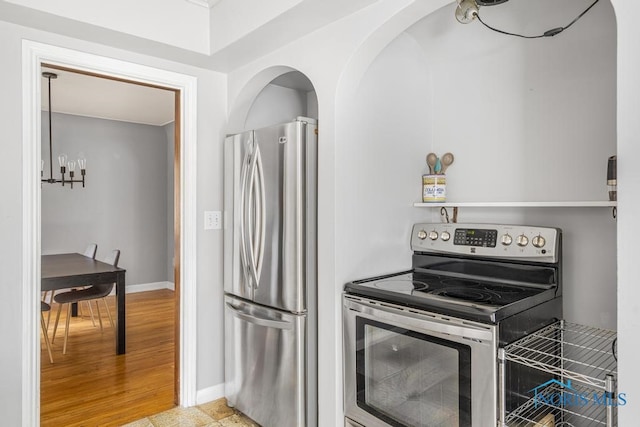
xmin=345 ymin=298 xmax=495 ymax=342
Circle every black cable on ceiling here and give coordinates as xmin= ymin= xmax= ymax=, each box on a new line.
xmin=476 ymin=0 xmax=601 ymax=39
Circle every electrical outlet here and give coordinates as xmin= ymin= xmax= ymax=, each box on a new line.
xmin=204 ymin=211 xmax=221 ymax=230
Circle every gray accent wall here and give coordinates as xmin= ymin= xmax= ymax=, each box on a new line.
xmin=41 ymin=112 xmax=173 ymax=286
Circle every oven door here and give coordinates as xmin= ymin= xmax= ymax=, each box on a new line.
xmin=343 ymin=295 xmax=497 ymax=427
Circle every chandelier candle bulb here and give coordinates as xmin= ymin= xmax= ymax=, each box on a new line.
xmin=79 ymin=158 xmax=86 ymax=187
xmin=68 ymin=160 xmax=76 ymax=188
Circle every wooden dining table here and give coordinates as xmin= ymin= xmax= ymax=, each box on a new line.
xmin=42 ymin=253 xmax=127 ymax=354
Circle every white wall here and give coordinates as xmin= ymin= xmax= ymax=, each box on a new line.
xmin=410 ymin=2 xmax=616 ymax=203
xmin=338 ymin=2 xmax=617 ymax=329
xmin=611 ymin=0 xmax=640 ymax=424
xmin=193 ymin=67 xmax=227 ymax=399
xmin=0 ymin=19 xmax=227 ymax=425
xmin=209 ymin=0 xmax=302 ymax=53
xmin=244 ymin=83 xmax=313 ymax=130
xmin=41 ymin=113 xmax=171 ymax=286
xmin=0 ymin=22 xmax=26 ymax=427
xmin=4 ymin=0 xmax=210 ymax=54
xmin=307 ymin=90 xmax=318 ymax=119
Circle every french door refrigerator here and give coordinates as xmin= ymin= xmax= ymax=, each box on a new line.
xmin=224 ymin=117 xmax=317 ymax=427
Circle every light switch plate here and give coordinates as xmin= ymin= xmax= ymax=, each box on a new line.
xmin=204 ymin=211 xmax=221 ymax=230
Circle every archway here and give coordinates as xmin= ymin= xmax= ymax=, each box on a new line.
xmin=228 ymin=66 xmax=317 ymax=132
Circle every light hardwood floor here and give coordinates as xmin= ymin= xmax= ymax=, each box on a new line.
xmin=41 ymin=289 xmax=177 ymax=426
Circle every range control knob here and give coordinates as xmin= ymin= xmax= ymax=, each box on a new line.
xmin=516 ymin=234 xmax=529 ymax=247
xmin=417 ymin=229 xmax=428 ymax=240
xmin=441 ymin=231 xmax=451 ymax=241
xmin=501 ymin=233 xmax=513 ymax=246
xmin=428 ymin=230 xmax=439 ymax=241
xmin=532 ymin=235 xmax=546 ymax=248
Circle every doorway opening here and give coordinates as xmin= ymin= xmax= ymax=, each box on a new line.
xmin=38 ymin=64 xmax=180 ymax=425
xmin=22 ymin=41 xmax=198 ymax=426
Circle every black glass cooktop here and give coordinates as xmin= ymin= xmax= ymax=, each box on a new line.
xmin=369 ymin=272 xmax=543 ymax=306
xmin=344 ymin=270 xmax=557 ymax=323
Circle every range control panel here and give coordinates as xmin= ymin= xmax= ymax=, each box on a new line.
xmin=411 ymin=223 xmax=560 ymax=263
xmin=453 ymin=228 xmax=498 ymax=247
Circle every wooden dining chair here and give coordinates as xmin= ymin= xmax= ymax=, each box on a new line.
xmin=92 ymin=249 xmax=120 ymax=332
xmin=52 ymin=249 xmax=120 ymax=355
xmin=44 ymin=243 xmax=99 ymax=328
xmin=83 ymin=243 xmax=98 ymax=258
xmin=80 ymin=243 xmax=99 ymax=325
xmin=41 ymin=302 xmax=54 ymax=364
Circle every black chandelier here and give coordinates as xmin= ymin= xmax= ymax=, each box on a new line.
xmin=41 ymin=71 xmax=86 ymax=188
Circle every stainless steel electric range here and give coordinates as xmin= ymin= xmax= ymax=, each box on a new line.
xmin=343 ymin=223 xmax=563 ymax=427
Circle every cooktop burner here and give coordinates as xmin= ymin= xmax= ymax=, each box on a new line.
xmin=372 ymin=279 xmax=428 ymax=293
xmin=430 ymin=287 xmax=500 ymax=304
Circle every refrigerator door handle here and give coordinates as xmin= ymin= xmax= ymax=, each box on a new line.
xmin=255 ymin=146 xmax=266 ymax=283
xmin=246 ymin=145 xmax=260 ymax=289
xmin=225 ymin=302 xmax=293 ymax=330
xmin=239 ymin=139 xmax=252 ymax=287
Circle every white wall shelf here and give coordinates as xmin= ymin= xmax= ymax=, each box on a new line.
xmin=414 ymin=201 xmax=617 ymax=208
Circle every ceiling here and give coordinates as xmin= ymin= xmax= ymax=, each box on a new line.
xmin=0 ymin=0 xmax=378 ymax=71
xmin=41 ymin=67 xmax=176 ymax=126
xmin=0 ymin=0 xmax=342 ymax=126
xmin=40 ymin=67 xmax=315 ymax=126
xmin=27 ymin=0 xmax=325 ymax=125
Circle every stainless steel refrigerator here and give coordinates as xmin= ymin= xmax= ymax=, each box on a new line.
xmin=223 ymin=117 xmax=317 ymax=427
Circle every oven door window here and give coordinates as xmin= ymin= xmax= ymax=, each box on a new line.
xmin=356 ymin=317 xmax=472 ymax=427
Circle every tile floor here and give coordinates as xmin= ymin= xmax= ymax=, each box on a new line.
xmin=123 ymin=398 xmax=260 ymax=427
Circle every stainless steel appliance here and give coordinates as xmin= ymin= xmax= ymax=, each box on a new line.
xmin=224 ymin=117 xmax=317 ymax=427
xmin=343 ymin=223 xmax=563 ymax=427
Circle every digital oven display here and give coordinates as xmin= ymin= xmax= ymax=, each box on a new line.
xmin=453 ymin=228 xmax=498 ymax=247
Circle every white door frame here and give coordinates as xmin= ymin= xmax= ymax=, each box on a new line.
xmin=21 ymin=40 xmax=198 ymax=425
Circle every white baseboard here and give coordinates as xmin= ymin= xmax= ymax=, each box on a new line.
xmin=196 ymin=383 xmax=225 ymax=405
xmin=107 ymin=281 xmax=175 ymax=296
xmin=127 ymin=281 xmax=175 ymax=293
